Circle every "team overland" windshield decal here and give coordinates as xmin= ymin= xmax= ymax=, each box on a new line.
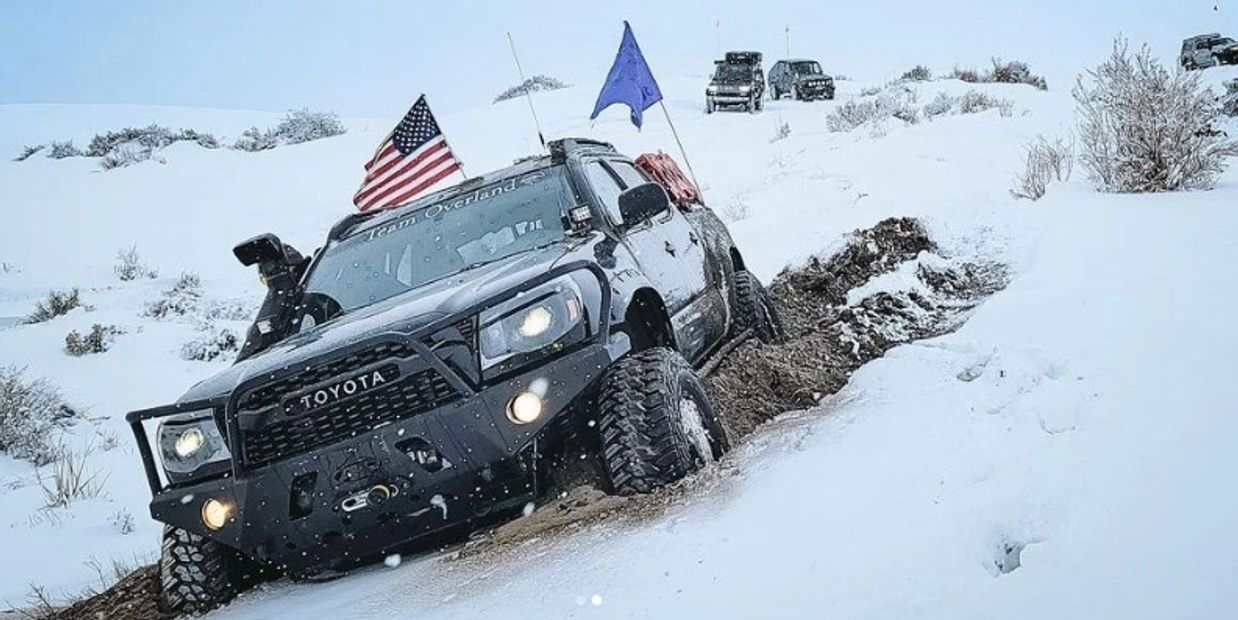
xmin=363 ymin=171 xmax=549 ymax=242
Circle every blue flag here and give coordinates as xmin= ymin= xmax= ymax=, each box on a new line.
xmin=590 ymin=21 xmax=663 ymax=129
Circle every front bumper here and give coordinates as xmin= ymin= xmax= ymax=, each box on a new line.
xmin=127 ymin=262 xmax=617 ymax=571
xmin=795 ymin=83 xmax=835 ymax=100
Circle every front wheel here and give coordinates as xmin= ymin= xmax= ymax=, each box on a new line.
xmin=159 ymin=526 xmax=243 ymax=615
xmin=734 ymin=270 xmax=786 ymax=344
xmin=705 ymin=98 xmax=715 ymax=114
xmin=596 ymin=348 xmax=729 ymax=495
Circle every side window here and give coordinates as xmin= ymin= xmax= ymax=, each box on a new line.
xmin=584 ymin=162 xmax=625 ymax=225
xmin=608 ymin=161 xmax=648 ymax=189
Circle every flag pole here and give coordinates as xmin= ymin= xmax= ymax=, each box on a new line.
xmin=657 ymin=100 xmax=704 ymax=203
xmin=506 ymin=32 xmax=547 ymax=150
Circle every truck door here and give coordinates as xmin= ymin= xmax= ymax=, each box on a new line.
xmin=596 ymin=159 xmax=728 ymax=363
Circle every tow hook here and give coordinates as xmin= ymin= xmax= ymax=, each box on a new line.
xmin=340 ymin=483 xmax=399 ymax=513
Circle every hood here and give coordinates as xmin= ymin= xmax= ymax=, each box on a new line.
xmin=179 ymin=241 xmax=577 ymax=403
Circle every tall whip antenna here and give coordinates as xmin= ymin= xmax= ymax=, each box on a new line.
xmin=506 ymin=32 xmax=547 ymax=150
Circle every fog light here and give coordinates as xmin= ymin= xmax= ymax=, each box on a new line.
xmin=201 ymin=498 xmax=234 ymax=530
xmin=507 ymin=391 xmax=543 ymax=424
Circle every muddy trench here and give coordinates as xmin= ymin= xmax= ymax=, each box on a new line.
xmin=47 ymin=217 xmax=1007 ymax=620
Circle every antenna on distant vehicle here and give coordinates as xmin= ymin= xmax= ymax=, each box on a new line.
xmin=506 ymin=32 xmax=548 ymax=152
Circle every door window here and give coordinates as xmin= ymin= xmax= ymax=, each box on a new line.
xmin=584 ymin=162 xmax=625 ymax=225
xmin=608 ymin=161 xmax=649 ymax=189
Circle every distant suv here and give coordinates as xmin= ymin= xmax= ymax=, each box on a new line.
xmin=127 ymin=138 xmax=783 ymax=614
xmin=1181 ymin=33 xmax=1238 ymax=70
xmin=706 ymin=51 xmax=766 ymax=113
xmin=769 ymin=59 xmax=835 ymax=101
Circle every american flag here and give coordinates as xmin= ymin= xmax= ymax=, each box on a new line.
xmin=353 ymin=96 xmax=462 ymax=212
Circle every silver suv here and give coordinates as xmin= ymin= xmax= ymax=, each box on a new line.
xmin=1181 ymin=33 xmax=1238 ymax=70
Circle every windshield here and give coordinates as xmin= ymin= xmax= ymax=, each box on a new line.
xmin=713 ymin=64 xmax=752 ymax=82
xmin=303 ymin=167 xmax=572 ymax=315
xmin=790 ymin=61 xmax=822 ymax=75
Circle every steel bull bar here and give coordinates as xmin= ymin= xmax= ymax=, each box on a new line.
xmin=126 ymin=261 xmax=612 ymax=495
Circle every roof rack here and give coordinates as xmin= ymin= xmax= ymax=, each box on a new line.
xmin=548 ymin=138 xmax=616 ymax=163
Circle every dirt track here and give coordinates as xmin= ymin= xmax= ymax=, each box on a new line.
xmin=47 ymin=217 xmax=1007 ymax=620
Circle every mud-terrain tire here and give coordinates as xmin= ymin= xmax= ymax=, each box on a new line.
xmin=159 ymin=525 xmax=240 ymax=615
xmin=597 ymin=348 xmax=729 ymax=495
xmin=734 ymin=270 xmax=786 ymax=343
xmin=705 ymin=99 xmax=715 ymax=114
xmin=754 ymin=95 xmax=764 ymax=112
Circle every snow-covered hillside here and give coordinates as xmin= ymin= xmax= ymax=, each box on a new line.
xmin=2 ymin=62 xmax=1237 ymax=618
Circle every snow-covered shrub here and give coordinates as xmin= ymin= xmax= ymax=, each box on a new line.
xmin=270 ymin=109 xmax=347 ymax=145
xmin=949 ymin=67 xmax=980 ymax=83
xmin=989 ymin=58 xmax=1048 ymax=90
xmin=14 ymin=144 xmax=45 ymax=161
xmin=901 ymin=65 xmax=932 ymax=82
xmin=99 ymin=145 xmax=156 ymax=170
xmin=1074 ymin=39 xmax=1238 ymax=193
xmin=1222 ymin=79 xmax=1238 ymax=117
xmin=494 ymin=75 xmax=568 ymax=103
xmin=86 ymin=124 xmax=218 ymax=157
xmin=833 ymin=74 xmax=851 ymax=81
xmin=232 ymin=109 xmax=346 ymax=151
xmin=0 ymin=367 xmax=76 ymax=466
xmin=859 ymin=85 xmax=881 ymax=97
xmin=181 ymin=326 xmax=240 ymax=361
xmin=232 ymin=126 xmax=278 ymax=152
xmin=65 ymin=324 xmax=123 ymax=356
xmin=771 ymin=117 xmax=791 ymax=142
xmin=113 ymin=245 xmax=158 ymax=281
xmin=958 ymin=90 xmax=1013 ymax=115
xmin=1013 ymin=135 xmax=1074 ymax=200
xmin=26 ymin=289 xmax=82 ymax=323
xmin=47 ymin=140 xmax=84 ymax=159
xmin=39 ymin=442 xmax=106 ymax=509
xmin=144 ymin=272 xmax=202 ymax=319
xmin=827 ymin=87 xmax=918 ymax=132
xmin=924 ymin=92 xmax=957 ymax=118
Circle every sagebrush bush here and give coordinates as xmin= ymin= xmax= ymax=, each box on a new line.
xmin=65 ymin=324 xmax=123 ymax=356
xmin=100 ymin=146 xmax=157 ymax=170
xmin=0 ymin=367 xmax=76 ymax=465
xmin=48 ymin=140 xmax=84 ymax=159
xmin=114 ymin=245 xmax=158 ymax=281
xmin=950 ymin=67 xmax=980 ymax=83
xmin=859 ymin=86 xmax=882 ymax=97
xmin=26 ymin=289 xmax=82 ymax=323
xmin=1013 ymin=136 xmax=1074 ymax=200
xmin=1074 ymin=39 xmax=1238 ymax=193
xmin=494 ymin=75 xmax=568 ymax=103
xmin=828 ymin=87 xmax=919 ymax=132
xmin=14 ymin=145 xmax=44 ymax=161
xmin=1222 ymin=79 xmax=1238 ymax=117
xmin=181 ymin=326 xmax=240 ymax=361
xmin=87 ymin=124 xmax=218 ymax=158
xmin=144 ymin=272 xmax=202 ymax=319
xmin=957 ymin=90 xmax=1013 ymax=115
xmin=989 ymin=58 xmax=1048 ymax=90
xmin=232 ymin=109 xmax=346 ymax=151
xmin=901 ymin=65 xmax=932 ymax=82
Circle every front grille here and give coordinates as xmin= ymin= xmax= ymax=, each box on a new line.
xmin=241 ymin=368 xmax=459 ymax=466
xmin=239 ymin=342 xmax=412 ymax=412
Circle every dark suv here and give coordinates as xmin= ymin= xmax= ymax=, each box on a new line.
xmin=127 ymin=138 xmax=783 ymax=614
xmin=706 ymin=51 xmax=766 ymax=113
xmin=769 ymin=59 xmax=835 ymax=101
xmin=1181 ymin=33 xmax=1238 ymax=70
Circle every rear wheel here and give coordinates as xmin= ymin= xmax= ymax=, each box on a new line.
xmin=754 ymin=95 xmax=764 ymax=112
xmin=596 ymin=348 xmax=729 ymax=495
xmin=734 ymin=270 xmax=785 ymax=344
xmin=159 ymin=526 xmax=243 ymax=615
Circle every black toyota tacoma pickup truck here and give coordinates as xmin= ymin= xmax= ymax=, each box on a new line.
xmin=127 ymin=138 xmax=782 ymax=613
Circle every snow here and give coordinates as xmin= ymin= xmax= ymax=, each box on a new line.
xmin=1 ymin=56 xmax=1237 ymax=618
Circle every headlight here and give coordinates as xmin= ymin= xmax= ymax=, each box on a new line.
xmin=158 ymin=410 xmax=230 ymax=475
xmin=478 ymin=277 xmax=587 ymax=372
xmin=739 ymin=86 xmax=752 ymax=94
xmin=707 ymin=85 xmax=718 ymax=94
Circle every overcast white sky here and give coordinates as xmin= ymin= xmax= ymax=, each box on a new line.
xmin=1 ymin=0 xmax=1232 ymax=117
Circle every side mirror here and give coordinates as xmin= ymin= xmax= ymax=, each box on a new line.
xmin=618 ymin=182 xmax=671 ymax=225
xmin=233 ymin=234 xmax=286 ymax=267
